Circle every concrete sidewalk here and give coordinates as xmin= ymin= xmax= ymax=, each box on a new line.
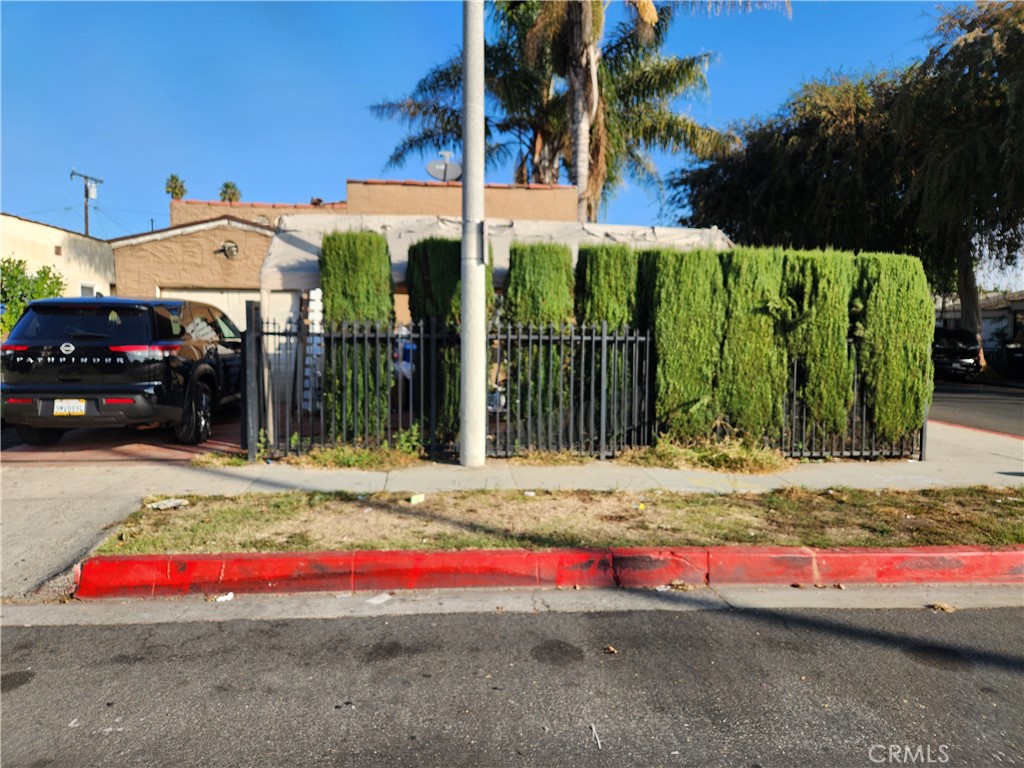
xmin=1 ymin=420 xmax=1021 ymax=600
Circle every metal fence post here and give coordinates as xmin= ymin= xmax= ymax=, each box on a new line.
xmin=244 ymin=300 xmax=261 ymax=463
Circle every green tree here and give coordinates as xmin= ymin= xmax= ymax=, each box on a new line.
xmin=671 ymin=4 xmax=1024 ymax=364
xmin=219 ymin=181 xmax=241 ymax=203
xmin=373 ymin=1 xmax=742 ymax=222
xmin=1 ymin=258 xmax=65 ymax=336
xmin=896 ymin=2 xmax=1024 ymax=362
xmin=669 ymin=72 xmax=923 ymax=260
xmin=164 ymin=174 xmax=187 ymax=200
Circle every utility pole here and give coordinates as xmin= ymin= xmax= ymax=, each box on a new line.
xmin=460 ymin=0 xmax=486 ymax=467
xmin=70 ymin=168 xmax=103 ymax=236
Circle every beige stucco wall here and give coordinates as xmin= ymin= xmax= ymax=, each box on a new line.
xmin=346 ymin=181 xmax=577 ymax=221
xmin=1 ymin=214 xmax=115 ymax=296
xmin=113 ymin=224 xmax=272 ymax=299
xmin=170 ymin=200 xmax=347 ymax=229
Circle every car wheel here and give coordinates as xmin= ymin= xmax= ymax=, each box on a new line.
xmin=174 ymin=381 xmax=213 ymax=445
xmin=14 ymin=424 xmax=65 ymax=446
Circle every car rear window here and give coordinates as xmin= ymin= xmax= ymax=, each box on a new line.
xmin=10 ymin=305 xmax=152 ymax=344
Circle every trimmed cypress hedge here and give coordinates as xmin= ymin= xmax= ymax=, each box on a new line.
xmin=319 ymin=231 xmax=394 ymax=440
xmin=717 ymin=247 xmax=788 ymax=438
xmin=574 ymin=244 xmax=638 ymax=330
xmin=320 ymin=231 xmax=394 ymax=324
xmin=781 ymin=249 xmax=857 ymax=433
xmin=649 ymin=248 xmax=727 ymax=441
xmin=504 ymin=243 xmax=574 ymax=448
xmin=853 ymin=253 xmax=934 ymax=441
xmin=504 ymin=242 xmax=575 ymax=326
xmin=405 ymin=237 xmax=495 ymax=440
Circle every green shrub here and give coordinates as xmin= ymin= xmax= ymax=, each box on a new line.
xmin=650 ymin=248 xmax=727 ymax=440
xmin=574 ymin=244 xmax=638 ymax=330
xmin=635 ymin=249 xmax=659 ymax=333
xmin=1 ymin=258 xmax=65 ymax=336
xmin=780 ymin=249 xmax=858 ymax=433
xmin=853 ymin=253 xmax=934 ymax=441
xmin=717 ymin=248 xmax=788 ymax=438
xmin=319 ymin=231 xmax=394 ymax=324
xmin=503 ymin=243 xmax=574 ymax=450
xmin=405 ymin=237 xmax=495 ymax=441
xmin=503 ymin=242 xmax=574 ymax=326
xmin=319 ymin=231 xmax=394 ymax=441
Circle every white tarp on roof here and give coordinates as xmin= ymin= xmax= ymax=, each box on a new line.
xmin=260 ymin=213 xmax=735 ymax=317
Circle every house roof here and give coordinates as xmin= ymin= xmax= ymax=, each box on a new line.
xmin=1 ymin=212 xmax=111 ymax=243
xmin=171 ymin=199 xmax=348 ymax=210
xmin=108 ymin=215 xmax=276 ymax=248
xmin=935 ymin=290 xmax=1024 ymax=313
xmin=350 ymin=178 xmax=574 ymax=191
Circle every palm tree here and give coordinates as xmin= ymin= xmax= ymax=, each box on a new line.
xmin=371 ymin=1 xmax=566 ymax=185
xmin=219 ymin=181 xmax=241 ymax=203
xmin=373 ymin=1 xmax=732 ymax=221
xmin=164 ymin=174 xmax=187 ymax=200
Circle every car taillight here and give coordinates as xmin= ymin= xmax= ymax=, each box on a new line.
xmin=6 ymin=397 xmax=32 ymax=404
xmin=109 ymin=343 xmax=181 ymax=361
xmin=1 ymin=344 xmax=29 ymax=352
xmin=103 ymin=397 xmax=135 ymax=405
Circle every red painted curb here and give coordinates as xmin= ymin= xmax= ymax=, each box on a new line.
xmin=73 ymin=546 xmax=1024 ymax=599
xmin=705 ymin=546 xmax=1024 ymax=585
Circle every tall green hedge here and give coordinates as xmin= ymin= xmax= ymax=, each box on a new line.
xmin=717 ymin=248 xmax=788 ymax=437
xmin=503 ymin=242 xmax=574 ymax=450
xmin=320 ymin=231 xmax=394 ymax=324
xmin=319 ymin=231 xmax=394 ymax=441
xmin=574 ymin=244 xmax=638 ymax=330
xmin=781 ymin=249 xmax=857 ymax=433
xmin=504 ymin=242 xmax=574 ymax=326
xmin=635 ymin=249 xmax=659 ymax=333
xmin=405 ymin=237 xmax=495 ymax=440
xmin=854 ymin=253 xmax=934 ymax=440
xmin=650 ymin=248 xmax=727 ymax=441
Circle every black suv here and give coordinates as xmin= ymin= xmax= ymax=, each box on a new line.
xmin=932 ymin=327 xmax=982 ymax=380
xmin=1 ymin=298 xmax=242 ymax=445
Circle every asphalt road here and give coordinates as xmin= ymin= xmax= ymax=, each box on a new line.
xmin=930 ymin=381 xmax=1024 ymax=437
xmin=2 ymin=604 xmax=1022 ymax=767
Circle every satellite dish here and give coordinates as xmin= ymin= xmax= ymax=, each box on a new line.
xmin=426 ymin=151 xmax=462 ymax=182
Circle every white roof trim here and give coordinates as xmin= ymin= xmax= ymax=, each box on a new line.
xmin=109 ymin=217 xmax=274 ymax=249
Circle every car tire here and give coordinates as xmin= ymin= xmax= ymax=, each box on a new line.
xmin=14 ymin=425 xmax=65 ymax=446
xmin=174 ymin=381 xmax=213 ymax=445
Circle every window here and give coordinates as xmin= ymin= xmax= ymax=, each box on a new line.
xmin=80 ymin=284 xmax=95 ymax=297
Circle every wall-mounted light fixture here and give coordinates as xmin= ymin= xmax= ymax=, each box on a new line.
xmin=216 ymin=240 xmax=239 ymax=259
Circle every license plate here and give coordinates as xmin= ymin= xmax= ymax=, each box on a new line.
xmin=53 ymin=399 xmax=86 ymax=417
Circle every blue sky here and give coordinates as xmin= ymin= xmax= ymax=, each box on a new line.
xmin=2 ymin=1 xmax=947 ymax=240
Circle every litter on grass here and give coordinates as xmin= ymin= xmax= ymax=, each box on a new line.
xmin=146 ymin=498 xmax=189 ymax=510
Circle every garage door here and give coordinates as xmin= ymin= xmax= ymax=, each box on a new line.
xmin=157 ymin=289 xmax=260 ymax=331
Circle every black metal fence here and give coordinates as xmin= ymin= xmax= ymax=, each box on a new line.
xmin=243 ymin=305 xmax=924 ymax=462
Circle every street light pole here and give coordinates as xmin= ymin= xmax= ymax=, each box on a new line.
xmin=70 ymin=168 xmax=103 ymax=237
xmin=460 ymin=0 xmax=487 ymax=467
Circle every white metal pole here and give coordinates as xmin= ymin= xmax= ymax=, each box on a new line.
xmin=460 ymin=0 xmax=487 ymax=467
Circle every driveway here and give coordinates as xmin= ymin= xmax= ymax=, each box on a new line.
xmin=0 ymin=406 xmax=243 ymax=462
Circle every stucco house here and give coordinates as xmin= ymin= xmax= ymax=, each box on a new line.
xmin=935 ymin=290 xmax=1024 ymax=356
xmin=1 ymin=213 xmax=115 ymax=297
xmin=109 ymin=216 xmax=275 ymax=330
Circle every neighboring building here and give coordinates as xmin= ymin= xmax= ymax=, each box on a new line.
xmin=935 ymin=290 xmax=1024 ymax=354
xmin=1 ymin=213 xmax=115 ymax=297
xmin=109 ymin=216 xmax=275 ymax=330
xmin=170 ymin=199 xmax=347 ymax=229
xmin=345 ymin=180 xmax=576 ymax=221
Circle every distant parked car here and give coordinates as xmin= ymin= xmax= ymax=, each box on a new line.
xmin=932 ymin=327 xmax=982 ymax=380
xmin=1 ymin=297 xmax=242 ymax=446
xmin=1004 ymin=329 xmax=1024 ymax=379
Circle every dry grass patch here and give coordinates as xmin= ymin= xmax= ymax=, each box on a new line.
xmin=96 ymin=486 xmax=1024 ymax=555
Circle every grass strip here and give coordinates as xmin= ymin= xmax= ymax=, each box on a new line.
xmin=96 ymin=486 xmax=1024 ymax=556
